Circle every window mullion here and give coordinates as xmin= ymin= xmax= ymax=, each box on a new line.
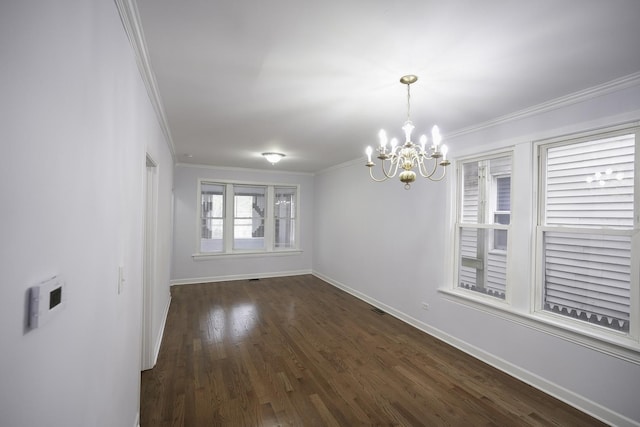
xmin=265 ymin=186 xmax=274 ymax=252
xmin=478 ymin=162 xmax=488 ymax=224
xmin=197 ymin=181 xmax=203 ymax=253
xmin=224 ymin=183 xmax=234 ymax=253
xmin=478 ymin=162 xmax=489 ymax=292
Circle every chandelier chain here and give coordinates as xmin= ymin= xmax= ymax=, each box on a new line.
xmin=406 ymin=83 xmax=411 ymax=122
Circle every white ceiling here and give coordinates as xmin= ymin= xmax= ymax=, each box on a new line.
xmin=135 ymin=0 xmax=640 ymax=173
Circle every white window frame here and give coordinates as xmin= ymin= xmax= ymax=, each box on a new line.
xmin=534 ymin=126 xmax=640 ymax=342
xmin=199 ymin=182 xmax=225 ymax=253
xmin=490 ymin=174 xmax=511 ymax=253
xmin=442 ymin=123 xmax=640 ymax=365
xmin=232 ymin=185 xmax=267 ymax=251
xmin=193 ymin=179 xmax=301 ymax=258
xmin=273 ymin=185 xmax=298 ymax=249
xmin=454 ymin=151 xmax=513 ymax=303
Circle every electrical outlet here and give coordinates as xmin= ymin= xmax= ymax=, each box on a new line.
xmin=422 ymin=302 xmax=429 ymax=311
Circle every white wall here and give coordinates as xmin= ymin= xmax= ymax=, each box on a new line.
xmin=313 ymin=79 xmax=640 ymax=425
xmin=0 ymin=2 xmax=173 ymax=427
xmin=172 ymin=165 xmax=313 ymax=283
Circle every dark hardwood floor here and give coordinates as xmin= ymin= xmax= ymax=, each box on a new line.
xmin=141 ymin=275 xmax=605 ymax=426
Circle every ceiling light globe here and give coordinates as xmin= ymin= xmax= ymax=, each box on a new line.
xmin=262 ymin=152 xmax=285 ymax=164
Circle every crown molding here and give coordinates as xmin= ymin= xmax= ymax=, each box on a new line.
xmin=447 ymin=72 xmax=640 ymax=139
xmin=315 ymin=157 xmax=363 ymax=175
xmin=114 ymin=0 xmax=176 ymax=159
xmin=340 ymin=73 xmax=640 ymax=171
xmin=175 ymin=162 xmax=315 ymax=176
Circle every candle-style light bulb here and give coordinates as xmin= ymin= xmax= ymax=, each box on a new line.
xmin=441 ymin=144 xmax=448 ymax=161
xmin=366 ymin=146 xmax=373 ymax=163
xmin=402 ymin=120 xmax=415 ymax=143
xmin=432 ymin=125 xmax=441 ymax=150
xmin=419 ymin=134 xmax=427 ymax=151
xmin=390 ymin=137 xmax=398 ymax=153
xmin=379 ymin=129 xmax=388 ymax=150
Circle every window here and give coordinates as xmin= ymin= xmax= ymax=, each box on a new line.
xmin=198 ymin=181 xmax=299 ymax=255
xmin=274 ymin=186 xmax=297 ymax=249
xmin=457 ymin=154 xmax=512 ymax=300
xmin=233 ymin=186 xmax=265 ymax=250
xmin=200 ymin=183 xmax=224 ymax=253
xmin=538 ymin=131 xmax=636 ymax=333
xmin=493 ymin=176 xmax=511 ymax=250
xmin=447 ymin=125 xmax=640 ymax=360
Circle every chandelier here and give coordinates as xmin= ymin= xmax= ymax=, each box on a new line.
xmin=365 ymin=75 xmax=450 ymax=189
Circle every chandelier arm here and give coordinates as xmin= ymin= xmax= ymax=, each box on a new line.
xmin=392 ymin=157 xmax=402 ymax=176
xmin=368 ymin=166 xmax=390 ymax=182
xmin=411 ymin=151 xmax=421 ymax=169
xmin=381 ymin=157 xmax=399 ymax=179
xmin=416 ymin=156 xmax=439 ymax=178
xmin=427 ymin=166 xmax=448 ymax=182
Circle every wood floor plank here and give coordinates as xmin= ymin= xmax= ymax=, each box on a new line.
xmin=141 ymin=275 xmax=606 ymax=426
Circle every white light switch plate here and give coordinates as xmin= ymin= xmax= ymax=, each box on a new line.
xmin=118 ymin=266 xmax=125 ymax=294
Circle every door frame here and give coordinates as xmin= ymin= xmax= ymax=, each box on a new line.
xmin=142 ymin=154 xmax=158 ymax=370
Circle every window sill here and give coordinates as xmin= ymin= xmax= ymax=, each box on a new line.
xmin=439 ymin=287 xmax=640 ymax=365
xmin=192 ymin=249 xmax=303 ymax=260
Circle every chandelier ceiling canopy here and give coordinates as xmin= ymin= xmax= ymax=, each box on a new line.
xmin=365 ymin=75 xmax=450 ymax=189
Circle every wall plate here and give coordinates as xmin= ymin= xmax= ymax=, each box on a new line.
xmin=29 ymin=276 xmax=66 ymax=329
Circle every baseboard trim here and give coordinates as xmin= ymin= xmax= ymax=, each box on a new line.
xmin=152 ymin=295 xmax=171 ymax=367
xmin=170 ymin=269 xmax=313 ymax=286
xmin=312 ymin=270 xmax=639 ymax=427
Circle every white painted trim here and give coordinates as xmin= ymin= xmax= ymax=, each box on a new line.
xmin=450 ymin=113 xmax=640 ymax=160
xmin=197 ymin=177 xmax=303 ymax=188
xmin=133 ymin=412 xmax=140 ymax=427
xmin=175 ymin=162 xmax=315 ymax=176
xmin=315 ymin=157 xmax=363 ymax=175
xmin=312 ymin=270 xmax=640 ymax=427
xmin=170 ymin=269 xmax=312 ymax=286
xmin=447 ymin=72 xmax=640 ymax=140
xmin=152 ymin=296 xmax=171 ymax=367
xmin=114 ymin=0 xmax=176 ymax=159
xmin=439 ymin=288 xmax=640 ymax=364
xmin=192 ymin=249 xmax=303 ymax=260
xmin=141 ymin=158 xmax=158 ymax=371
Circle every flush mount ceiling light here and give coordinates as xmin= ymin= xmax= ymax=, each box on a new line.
xmin=365 ymin=75 xmax=450 ymax=189
xmin=262 ymin=152 xmax=285 ymax=165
